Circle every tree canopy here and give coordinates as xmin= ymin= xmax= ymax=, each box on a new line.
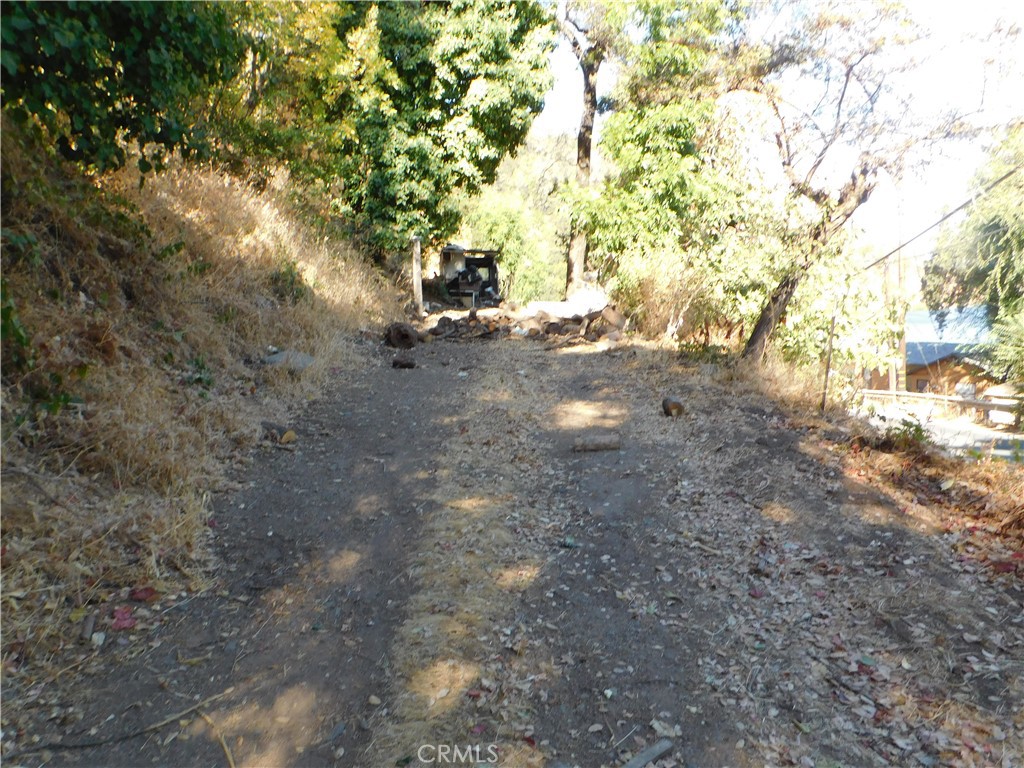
xmin=0 ymin=1 xmax=247 ymax=172
xmin=217 ymin=1 xmax=554 ymax=260
xmin=924 ymin=127 xmax=1024 ymax=322
xmin=924 ymin=126 xmax=1024 ymax=384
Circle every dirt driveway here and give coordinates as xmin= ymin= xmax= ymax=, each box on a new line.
xmin=14 ymin=335 xmax=1023 ymax=768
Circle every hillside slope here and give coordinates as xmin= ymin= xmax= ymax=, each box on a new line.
xmin=1 ymin=126 xmax=402 ymax=704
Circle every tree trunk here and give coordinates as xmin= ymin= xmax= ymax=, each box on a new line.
xmin=742 ymin=162 xmax=877 ymax=361
xmin=742 ymin=272 xmax=802 ymax=360
xmin=565 ymin=53 xmax=601 ymax=297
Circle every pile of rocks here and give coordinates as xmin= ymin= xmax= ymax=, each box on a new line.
xmin=384 ymin=304 xmax=628 ymax=354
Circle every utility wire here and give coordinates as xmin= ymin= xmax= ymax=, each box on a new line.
xmin=862 ymin=163 xmax=1023 ymax=271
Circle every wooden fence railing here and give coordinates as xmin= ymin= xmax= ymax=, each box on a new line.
xmin=861 ymin=389 xmax=1022 ymax=416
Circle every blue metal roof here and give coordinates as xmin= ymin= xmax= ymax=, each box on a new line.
xmin=906 ymin=340 xmax=974 ymax=367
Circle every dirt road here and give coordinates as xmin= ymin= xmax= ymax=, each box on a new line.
xmin=19 ymin=336 xmax=1024 ymax=767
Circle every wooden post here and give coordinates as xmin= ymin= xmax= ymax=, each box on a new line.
xmin=820 ymin=311 xmax=837 ymax=412
xmin=411 ymin=236 xmax=423 ymax=316
xmin=821 ymin=289 xmax=849 ymax=412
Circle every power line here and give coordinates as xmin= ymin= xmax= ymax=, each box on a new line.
xmin=862 ymin=163 xmax=1023 ymax=272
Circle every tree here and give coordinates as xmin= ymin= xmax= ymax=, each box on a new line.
xmin=459 ymin=133 xmax=574 ymax=303
xmin=557 ymin=0 xmax=619 ymax=296
xmin=923 ymin=126 xmax=1024 ymax=323
xmin=218 ymin=1 xmax=555 ymax=261
xmin=923 ymin=125 xmax=1024 ymax=383
xmin=731 ymin=1 xmax=924 ymax=360
xmin=0 ymin=1 xmax=247 ymax=172
xmin=558 ymin=0 xmax=734 ymax=299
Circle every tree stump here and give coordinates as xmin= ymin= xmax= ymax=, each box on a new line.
xmin=384 ymin=322 xmax=419 ymax=349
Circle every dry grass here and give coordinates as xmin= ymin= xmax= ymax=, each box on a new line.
xmin=708 ymin=348 xmax=1024 ymax=539
xmin=1 ymin=124 xmax=402 ymax=690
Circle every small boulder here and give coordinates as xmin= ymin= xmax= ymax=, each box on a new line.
xmin=393 ymin=353 xmax=416 ymax=369
xmin=264 ymin=349 xmax=315 ymax=373
xmin=601 ymin=305 xmax=628 ymax=329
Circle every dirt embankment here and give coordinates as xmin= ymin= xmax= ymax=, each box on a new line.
xmin=5 ymin=332 xmax=1022 ymax=768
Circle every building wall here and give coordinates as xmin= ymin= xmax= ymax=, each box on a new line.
xmin=866 ymin=367 xmax=897 ymax=390
xmin=905 ymin=359 xmax=994 ymax=397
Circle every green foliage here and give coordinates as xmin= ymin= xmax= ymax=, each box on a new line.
xmin=879 ymin=416 xmax=930 ymax=454
xmin=617 ymin=0 xmax=736 ymax=106
xmin=1 ymin=1 xmax=248 ymax=172
xmin=924 ymin=127 xmax=1024 ymax=320
xmin=458 ymin=133 xmax=573 ymax=303
xmin=217 ymin=1 xmax=555 ymax=260
xmin=186 ymin=258 xmax=214 ymax=278
xmin=463 ymin=190 xmax=563 ymax=303
xmin=988 ymin=304 xmax=1024 ymax=385
xmin=185 ymin=356 xmax=214 ymax=390
xmin=1 ymin=228 xmax=41 ymax=267
xmin=924 ymin=127 xmax=1024 ymax=385
xmin=155 ymin=241 xmax=187 ymax=262
xmin=24 ymin=372 xmax=73 ymax=416
xmin=1 ymin=279 xmax=76 ymax=416
xmin=562 ymin=1 xmax=744 ymax=328
xmin=269 ymin=260 xmax=310 ymax=305
xmin=1 ymin=278 xmax=34 ymax=373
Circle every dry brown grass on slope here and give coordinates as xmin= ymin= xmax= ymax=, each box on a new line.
xmin=1 ymin=131 xmax=402 ymax=693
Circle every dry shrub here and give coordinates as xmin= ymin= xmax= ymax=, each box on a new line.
xmin=1 ymin=125 xmax=402 ymax=688
xmin=615 ymin=259 xmax=747 ymax=345
xmin=719 ymin=350 xmax=836 ymax=422
xmin=718 ymin=344 xmax=1024 ymax=540
xmin=844 ymin=437 xmax=1024 ymax=540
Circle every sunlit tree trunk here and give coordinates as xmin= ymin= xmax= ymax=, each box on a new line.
xmin=743 ymin=164 xmax=876 ymax=361
xmin=566 ymin=52 xmax=600 ymax=295
xmin=559 ymin=1 xmax=608 ymax=298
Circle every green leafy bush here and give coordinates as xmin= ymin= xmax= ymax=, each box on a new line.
xmin=1 ymin=1 xmax=247 ymax=172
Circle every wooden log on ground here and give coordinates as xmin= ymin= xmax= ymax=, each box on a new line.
xmin=572 ymin=433 xmax=621 ymax=452
xmin=621 ymin=739 xmax=674 ymax=768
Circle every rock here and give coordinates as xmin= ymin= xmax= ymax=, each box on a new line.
xmin=385 ymin=322 xmax=419 ymax=349
xmin=526 ymin=287 xmax=608 ymax=320
xmin=393 ymin=353 xmax=416 ymax=369
xmin=518 ymin=317 xmax=545 ymax=335
xmin=264 ymin=349 xmax=315 ymax=373
xmin=79 ymin=613 xmax=97 ymax=643
xmin=602 ymin=305 xmax=628 ymax=329
xmin=662 ymin=397 xmax=685 ymax=418
xmin=261 ymin=421 xmax=291 ymax=441
xmin=430 ymin=316 xmax=456 ymax=336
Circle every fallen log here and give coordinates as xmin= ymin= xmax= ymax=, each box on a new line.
xmin=573 ymin=433 xmax=621 ymax=452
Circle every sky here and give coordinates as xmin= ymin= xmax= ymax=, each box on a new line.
xmin=531 ymin=0 xmax=1024 ymax=290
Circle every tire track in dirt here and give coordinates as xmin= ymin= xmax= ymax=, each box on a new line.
xmin=36 ymin=341 xmax=487 ymax=768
